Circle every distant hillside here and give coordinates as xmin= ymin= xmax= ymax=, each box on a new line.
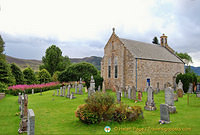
xmin=186 ymin=66 xmax=200 ymax=76
xmin=70 ymin=56 xmax=102 ymax=70
xmin=6 ymin=55 xmax=42 ymax=71
xmin=6 ymin=55 xmax=102 ymax=71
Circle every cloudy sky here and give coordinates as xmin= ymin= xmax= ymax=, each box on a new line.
xmin=0 ymin=0 xmax=200 ymax=66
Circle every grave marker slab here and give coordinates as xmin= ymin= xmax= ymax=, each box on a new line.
xmin=165 ymin=87 xmax=176 ymax=113
xmin=160 ymin=104 xmax=170 ymax=123
xmin=144 ymin=86 xmax=156 ymax=111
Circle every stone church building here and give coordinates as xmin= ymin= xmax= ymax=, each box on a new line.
xmin=101 ymin=28 xmax=184 ymax=91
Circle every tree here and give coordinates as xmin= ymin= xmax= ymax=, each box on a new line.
xmin=0 ymin=35 xmax=5 ymax=59
xmin=152 ymin=37 xmax=159 ymax=45
xmin=175 ymin=52 xmax=192 ymax=65
xmin=0 ymin=59 xmax=16 ymax=86
xmin=58 ymin=62 xmax=102 ymax=88
xmin=10 ymin=63 xmax=24 ymax=84
xmin=37 ymin=69 xmax=51 ymax=84
xmin=40 ymin=45 xmax=71 ymax=75
xmin=23 ymin=67 xmax=37 ymax=84
xmin=52 ymin=71 xmax=60 ymax=82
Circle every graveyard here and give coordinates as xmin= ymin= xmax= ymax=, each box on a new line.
xmin=0 ymin=87 xmax=200 ymax=135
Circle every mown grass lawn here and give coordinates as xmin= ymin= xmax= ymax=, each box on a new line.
xmin=0 ymin=89 xmax=200 ymax=135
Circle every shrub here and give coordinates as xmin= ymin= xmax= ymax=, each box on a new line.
xmin=23 ymin=67 xmax=37 ymax=84
xmin=75 ymin=104 xmax=100 ymax=124
xmin=0 ymin=82 xmax=7 ymax=92
xmin=112 ymin=103 xmax=128 ymax=122
xmin=37 ymin=69 xmax=51 ymax=83
xmin=85 ymin=92 xmax=115 ymax=121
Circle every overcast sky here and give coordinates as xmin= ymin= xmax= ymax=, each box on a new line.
xmin=0 ymin=0 xmax=200 ymax=66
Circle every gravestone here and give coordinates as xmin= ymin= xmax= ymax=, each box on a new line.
xmin=132 ymin=86 xmax=136 ymax=100
xmin=75 ymin=81 xmax=78 ymax=94
xmin=124 ymin=86 xmax=128 ymax=98
xmin=32 ymin=89 xmax=34 ymax=94
xmin=187 ymin=83 xmax=193 ymax=93
xmin=177 ymin=89 xmax=184 ymax=97
xmin=98 ymin=85 xmax=100 ymax=92
xmin=117 ymin=91 xmax=121 ymax=103
xmin=56 ymin=89 xmax=59 ymax=96
xmin=177 ymin=80 xmax=183 ymax=90
xmin=70 ymin=92 xmax=76 ymax=99
xmin=40 ymin=89 xmax=42 ymax=95
xmin=88 ymin=76 xmax=95 ymax=97
xmin=160 ymin=104 xmax=170 ymax=123
xmin=63 ymin=88 xmax=65 ymax=97
xmin=138 ymin=90 xmax=142 ymax=101
xmin=155 ymin=82 xmax=160 ymax=94
xmin=196 ymin=83 xmax=200 ymax=93
xmin=20 ymin=95 xmax=25 ymax=118
xmin=144 ymin=86 xmax=156 ymax=111
xmin=78 ymin=78 xmax=83 ymax=94
xmin=85 ymin=87 xmax=88 ymax=92
xmin=18 ymin=93 xmax=21 ymax=104
xmin=174 ymin=93 xmax=178 ymax=101
xmin=165 ymin=87 xmax=176 ymax=113
xmin=28 ymin=109 xmax=35 ymax=135
xmin=52 ymin=90 xmax=55 ymax=96
xmin=66 ymin=85 xmax=71 ymax=98
xmin=60 ymin=87 xmax=63 ymax=96
xmin=128 ymin=86 xmax=131 ymax=99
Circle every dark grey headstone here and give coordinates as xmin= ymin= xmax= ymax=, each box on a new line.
xmin=117 ymin=91 xmax=121 ymax=103
xmin=160 ymin=104 xmax=170 ymax=122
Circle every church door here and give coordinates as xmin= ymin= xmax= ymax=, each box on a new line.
xmin=147 ymin=78 xmax=150 ymax=86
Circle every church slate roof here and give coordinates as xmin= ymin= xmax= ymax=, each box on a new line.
xmin=119 ymin=38 xmax=183 ymax=63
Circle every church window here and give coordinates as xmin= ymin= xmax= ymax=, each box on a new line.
xmin=108 ymin=58 xmax=111 ymax=78
xmin=114 ymin=57 xmax=118 ymax=78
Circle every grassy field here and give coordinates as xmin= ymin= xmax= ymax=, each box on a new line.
xmin=0 ymin=89 xmax=200 ymax=135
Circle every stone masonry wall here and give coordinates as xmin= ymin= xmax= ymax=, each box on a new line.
xmin=137 ymin=59 xmax=184 ymax=91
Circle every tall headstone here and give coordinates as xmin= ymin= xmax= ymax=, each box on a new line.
xmin=117 ymin=91 xmax=121 ymax=103
xmin=177 ymin=80 xmax=184 ymax=97
xmin=128 ymin=86 xmax=131 ymax=99
xmin=144 ymin=86 xmax=156 ymax=111
xmin=78 ymin=78 xmax=83 ymax=94
xmin=88 ymin=76 xmax=95 ymax=97
xmin=188 ymin=83 xmax=193 ymax=93
xmin=32 ymin=89 xmax=34 ymax=94
xmin=18 ymin=93 xmax=21 ymax=104
xmin=28 ymin=109 xmax=35 ymax=135
xmin=160 ymin=104 xmax=170 ymax=123
xmin=155 ymin=82 xmax=160 ymax=94
xmin=197 ymin=83 xmax=200 ymax=93
xmin=124 ymin=86 xmax=128 ymax=98
xmin=75 ymin=81 xmax=78 ymax=94
xmin=132 ymin=86 xmax=136 ymax=100
xmin=60 ymin=87 xmax=62 ymax=96
xmin=56 ymin=89 xmax=59 ymax=96
xmin=98 ymin=85 xmax=100 ymax=92
xmin=40 ymin=89 xmax=42 ymax=95
xmin=66 ymin=85 xmax=71 ymax=98
xmin=63 ymin=88 xmax=65 ymax=97
xmin=165 ymin=87 xmax=176 ymax=113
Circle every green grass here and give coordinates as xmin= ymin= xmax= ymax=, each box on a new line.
xmin=0 ymin=89 xmax=200 ymax=135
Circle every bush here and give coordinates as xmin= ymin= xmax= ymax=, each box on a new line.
xmin=0 ymin=82 xmax=7 ymax=92
xmin=75 ymin=92 xmax=143 ymax=124
xmin=85 ymin=92 xmax=115 ymax=121
xmin=75 ymin=104 xmax=100 ymax=124
xmin=23 ymin=67 xmax=37 ymax=84
xmin=176 ymin=72 xmax=197 ymax=93
xmin=37 ymin=69 xmax=51 ymax=83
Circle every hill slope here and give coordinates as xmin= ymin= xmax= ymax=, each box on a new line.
xmin=6 ymin=55 xmax=102 ymax=71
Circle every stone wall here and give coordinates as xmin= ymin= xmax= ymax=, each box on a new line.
xmin=137 ymin=59 xmax=184 ymax=90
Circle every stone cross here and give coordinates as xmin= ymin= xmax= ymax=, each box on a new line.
xmin=28 ymin=109 xmax=35 ymax=135
xmin=165 ymin=87 xmax=176 ymax=113
xmin=75 ymin=81 xmax=78 ymax=94
xmin=160 ymin=104 xmax=170 ymax=123
xmin=32 ymin=89 xmax=34 ymax=94
xmin=144 ymin=86 xmax=156 ymax=111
